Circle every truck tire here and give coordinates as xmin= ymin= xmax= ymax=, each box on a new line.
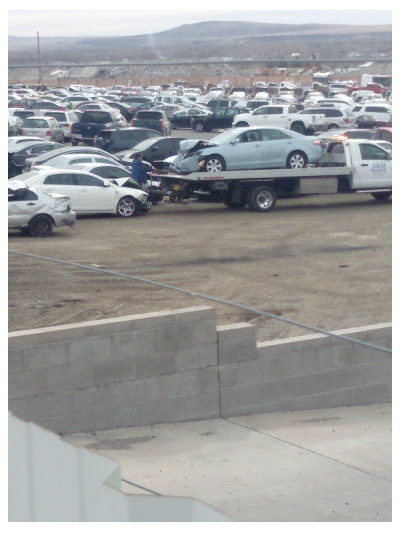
xmin=286 ymin=151 xmax=308 ymax=169
xmin=116 ymin=196 xmax=138 ymax=217
xmin=235 ymin=121 xmax=249 ymax=128
xmin=290 ymin=122 xmax=306 ymax=135
xmin=28 ymin=215 xmax=53 ymax=237
xmin=194 ymin=121 xmax=205 ymax=132
xmin=371 ymin=192 xmax=392 ymax=201
xmin=203 ymin=156 xmax=226 ymax=172
xmin=247 ymin=185 xmax=277 ymax=212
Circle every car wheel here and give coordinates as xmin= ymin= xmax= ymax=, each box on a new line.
xmin=290 ymin=122 xmax=306 ymax=135
xmin=194 ymin=121 xmax=205 ymax=132
xmin=116 ymin=196 xmax=138 ymax=217
xmin=204 ymin=155 xmax=226 ymax=172
xmin=286 ymin=151 xmax=308 ymax=169
xmin=28 ymin=215 xmax=53 ymax=237
xmin=247 ymin=185 xmax=277 ymax=212
xmin=235 ymin=121 xmax=249 ymax=128
xmin=327 ymin=123 xmax=340 ymax=130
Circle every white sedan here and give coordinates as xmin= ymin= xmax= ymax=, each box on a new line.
xmin=10 ymin=169 xmax=151 ymax=217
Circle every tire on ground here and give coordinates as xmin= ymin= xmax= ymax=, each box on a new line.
xmin=247 ymin=185 xmax=277 ymax=212
xmin=28 ymin=215 xmax=53 ymax=237
xmin=116 ymin=196 xmax=138 ymax=217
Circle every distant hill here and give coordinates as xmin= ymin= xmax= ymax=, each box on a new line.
xmin=9 ymin=20 xmax=392 ymax=64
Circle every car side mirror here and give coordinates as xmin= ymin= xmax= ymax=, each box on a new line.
xmin=103 ymin=181 xmax=111 ymax=187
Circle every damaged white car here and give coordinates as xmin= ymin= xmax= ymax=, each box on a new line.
xmin=8 ymin=180 xmax=76 ymax=237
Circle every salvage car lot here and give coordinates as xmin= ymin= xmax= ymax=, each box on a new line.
xmin=8 ymin=192 xmax=391 ymax=343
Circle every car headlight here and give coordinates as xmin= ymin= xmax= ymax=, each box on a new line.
xmin=137 ymin=193 xmax=147 ymax=202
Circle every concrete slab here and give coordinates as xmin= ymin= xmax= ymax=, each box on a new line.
xmin=64 ymin=403 xmax=391 ymax=522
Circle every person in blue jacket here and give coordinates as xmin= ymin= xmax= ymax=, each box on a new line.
xmin=131 ymin=153 xmax=152 ymax=186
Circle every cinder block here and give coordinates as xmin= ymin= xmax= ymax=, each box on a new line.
xmin=129 ymin=329 xmax=157 ymax=357
xmin=46 ymin=363 xmax=92 ymax=392
xmin=176 ymin=343 xmax=218 ymax=371
xmin=70 ymin=383 xmax=120 ymax=413
xmin=8 ymin=348 xmax=24 ymax=373
xmin=9 ymin=391 xmax=72 ymax=420
xmin=22 ymin=343 xmax=69 ymax=370
xmin=218 ymin=338 xmax=257 ymax=365
xmin=172 ymin=306 xmax=216 ymax=324
xmin=8 ymin=369 xmax=48 ymax=400
xmin=157 ymin=391 xmax=219 ymax=423
xmin=351 ymin=382 xmax=392 ymax=405
xmin=92 ymin=357 xmax=135 ymax=385
xmin=331 ymin=363 xmax=373 ymax=391
xmin=67 ymin=336 xmax=112 ymax=364
xmin=135 ymin=350 xmax=177 ymax=379
xmin=295 ymin=370 xmax=336 ymax=397
xmin=315 ymin=344 xmax=351 ymax=371
xmin=110 ymin=332 xmax=137 ymax=358
xmin=158 ymin=367 xmax=218 ymax=398
xmin=368 ymin=360 xmax=392 ymax=383
xmin=217 ymin=323 xmax=256 ymax=342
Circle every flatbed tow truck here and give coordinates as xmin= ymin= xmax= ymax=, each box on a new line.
xmin=157 ymin=139 xmax=392 ymax=212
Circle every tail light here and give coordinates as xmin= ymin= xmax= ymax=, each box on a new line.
xmin=160 ymin=120 xmax=165 ymax=131
xmin=343 ymin=118 xmax=349 ymax=123
xmin=46 ymin=130 xmax=51 ymax=136
xmin=62 ymin=123 xmax=69 ymax=127
xmin=312 ymin=140 xmax=321 ymax=146
xmin=71 ymin=124 xmax=76 ymax=133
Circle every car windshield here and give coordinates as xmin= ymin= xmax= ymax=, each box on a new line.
xmin=131 ymin=138 xmax=160 ymax=151
xmin=209 ymin=130 xmax=239 ymax=144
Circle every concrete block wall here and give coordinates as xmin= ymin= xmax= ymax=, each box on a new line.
xmin=8 ymin=307 xmax=391 ymax=435
xmin=9 ymin=307 xmax=220 ymax=434
xmin=219 ymin=323 xmax=392 ymax=417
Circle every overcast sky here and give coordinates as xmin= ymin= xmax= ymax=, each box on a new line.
xmin=8 ymin=4 xmax=393 ymax=37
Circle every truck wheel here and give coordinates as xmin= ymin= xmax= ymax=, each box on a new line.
xmin=235 ymin=121 xmax=249 ymax=128
xmin=371 ymin=192 xmax=392 ymax=201
xmin=194 ymin=121 xmax=205 ymax=132
xmin=204 ymin=156 xmax=226 ymax=172
xmin=28 ymin=215 xmax=53 ymax=237
xmin=116 ymin=196 xmax=138 ymax=217
xmin=247 ymin=185 xmax=277 ymax=212
xmin=286 ymin=151 xmax=308 ymax=169
xmin=290 ymin=122 xmax=306 ymax=135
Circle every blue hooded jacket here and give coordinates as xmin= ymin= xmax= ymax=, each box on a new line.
xmin=131 ymin=158 xmax=149 ymax=185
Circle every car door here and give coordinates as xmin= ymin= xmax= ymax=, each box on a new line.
xmin=357 ymin=143 xmax=392 ymax=188
xmin=260 ymin=128 xmax=294 ymax=168
xmin=41 ymin=173 xmax=77 ymax=206
xmin=225 ymin=130 xmax=264 ymax=169
xmin=72 ymin=173 xmax=116 ymax=212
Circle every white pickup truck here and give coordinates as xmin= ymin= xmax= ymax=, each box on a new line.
xmin=232 ymin=104 xmax=325 ymax=135
xmin=159 ymin=139 xmax=392 ymax=212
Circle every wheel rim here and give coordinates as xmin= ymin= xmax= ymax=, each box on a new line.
xmin=206 ymin=158 xmax=223 ymax=172
xmin=33 ymin=219 xmax=51 ymax=236
xmin=195 ymin=123 xmax=204 ymax=132
xmin=118 ymin=198 xmax=136 ymax=216
xmin=256 ymin=191 xmax=274 ymax=209
xmin=289 ymin=154 xmax=305 ymax=169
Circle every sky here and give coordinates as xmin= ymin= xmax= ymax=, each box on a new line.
xmin=8 ymin=3 xmax=393 ymax=37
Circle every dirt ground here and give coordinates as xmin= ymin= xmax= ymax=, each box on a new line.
xmin=8 ymin=192 xmax=392 ymax=342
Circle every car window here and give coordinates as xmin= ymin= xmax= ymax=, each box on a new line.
xmin=74 ymin=174 xmax=105 ymax=186
xmin=98 ymin=167 xmax=128 ymax=179
xmin=352 ymin=106 xmax=362 ymax=112
xmin=69 ymin=157 xmax=93 ymax=165
xmin=22 ymin=119 xmax=48 ymax=128
xmin=8 ymin=188 xmax=38 ymax=202
xmin=360 ymin=144 xmax=389 ymax=160
xmin=81 ymin=111 xmax=112 ymax=124
xmin=237 ymin=131 xmax=261 ymax=143
xmin=266 ymin=107 xmax=283 ymax=115
xmin=44 ymin=112 xmax=66 ymax=121
xmin=30 ymin=144 xmax=55 ymax=154
xmin=44 ymin=173 xmax=75 ymax=185
xmin=253 ymin=106 xmax=269 ymax=116
xmin=261 ymin=129 xmax=291 ymax=141
xmin=365 ymin=106 xmax=390 ymax=113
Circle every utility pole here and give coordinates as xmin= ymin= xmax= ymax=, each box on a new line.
xmin=37 ymin=31 xmax=41 ymax=85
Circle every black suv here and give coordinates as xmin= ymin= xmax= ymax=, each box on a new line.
xmin=94 ymin=127 xmax=160 ymax=153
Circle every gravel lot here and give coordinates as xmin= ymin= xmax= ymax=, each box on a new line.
xmin=8 ymin=179 xmax=391 ymax=341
